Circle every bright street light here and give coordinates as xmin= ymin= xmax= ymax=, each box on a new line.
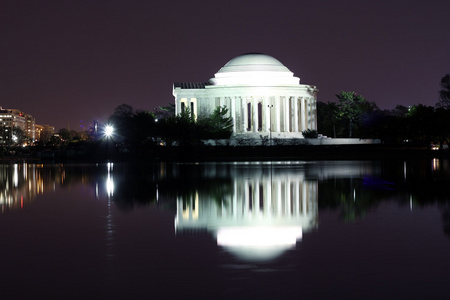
xmin=104 ymin=125 xmax=114 ymax=138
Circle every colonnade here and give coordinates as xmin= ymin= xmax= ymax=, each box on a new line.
xmin=217 ymin=95 xmax=317 ymax=134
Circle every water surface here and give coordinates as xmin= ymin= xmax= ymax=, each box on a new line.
xmin=1 ymin=160 xmax=449 ymax=299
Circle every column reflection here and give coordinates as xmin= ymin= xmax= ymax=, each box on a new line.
xmin=175 ymin=162 xmax=318 ymax=262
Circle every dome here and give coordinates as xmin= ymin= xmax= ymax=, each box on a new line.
xmin=210 ymin=53 xmax=300 ymax=86
xmin=218 ymin=53 xmax=291 ymax=73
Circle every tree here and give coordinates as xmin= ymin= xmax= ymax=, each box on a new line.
xmin=317 ymin=101 xmax=342 ymax=138
xmin=302 ymin=129 xmax=318 ymax=138
xmin=108 ymin=104 xmax=135 ymax=142
xmin=391 ymin=105 xmax=409 ymax=117
xmin=154 ymin=104 xmax=175 ymax=120
xmin=434 ymin=107 xmax=450 ymax=148
xmin=58 ymin=128 xmax=73 ymax=144
xmin=111 ymin=104 xmax=134 ymax=119
xmin=197 ymin=106 xmax=233 ymax=139
xmin=155 ymin=105 xmax=234 ymax=145
xmin=129 ymin=110 xmax=156 ymax=146
xmin=155 ymin=108 xmax=196 ymax=146
xmin=405 ymin=104 xmax=435 ymax=146
xmin=437 ymin=74 xmax=450 ymax=109
xmin=336 ymin=91 xmax=371 ymax=138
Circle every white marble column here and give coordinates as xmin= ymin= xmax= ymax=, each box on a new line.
xmin=231 ymin=97 xmax=236 ymax=133
xmin=294 ymin=96 xmax=299 ymax=132
xmin=275 ymin=97 xmax=280 ymax=132
xmin=265 ymin=97 xmax=271 ymax=132
xmin=300 ymin=97 xmax=304 ymax=132
xmin=284 ymin=96 xmax=289 ymax=132
xmin=303 ymin=98 xmax=308 ymax=130
xmin=253 ymin=97 xmax=258 ymax=132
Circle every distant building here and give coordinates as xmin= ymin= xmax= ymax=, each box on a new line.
xmin=25 ymin=114 xmax=36 ymax=142
xmin=0 ymin=107 xmax=51 ymax=145
xmin=173 ymin=53 xmax=318 ymax=139
xmin=35 ymin=124 xmax=55 ymax=142
xmin=0 ymin=107 xmax=37 ymax=145
xmin=35 ymin=124 xmax=44 ymax=141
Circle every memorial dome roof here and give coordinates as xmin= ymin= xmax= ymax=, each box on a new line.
xmin=210 ymin=53 xmax=300 ymax=86
xmin=217 ymin=53 xmax=291 ymax=73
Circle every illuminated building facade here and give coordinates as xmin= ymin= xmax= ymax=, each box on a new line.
xmin=173 ymin=53 xmax=318 ymax=139
xmin=0 ymin=107 xmax=36 ymax=144
xmin=25 ymin=114 xmax=36 ymax=142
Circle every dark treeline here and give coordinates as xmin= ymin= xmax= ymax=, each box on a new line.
xmin=319 ymin=100 xmax=450 ymax=147
xmin=318 ymin=75 xmax=450 ymax=149
xmin=105 ymin=103 xmax=233 ymax=148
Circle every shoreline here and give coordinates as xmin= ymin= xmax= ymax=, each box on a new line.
xmin=1 ymin=144 xmax=448 ymax=163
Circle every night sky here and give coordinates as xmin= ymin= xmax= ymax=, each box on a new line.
xmin=1 ymin=0 xmax=449 ymax=131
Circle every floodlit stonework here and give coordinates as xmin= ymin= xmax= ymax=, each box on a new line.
xmin=173 ymin=53 xmax=318 ymax=139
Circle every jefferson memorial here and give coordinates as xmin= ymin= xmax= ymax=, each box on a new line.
xmin=173 ymin=53 xmax=318 ymax=139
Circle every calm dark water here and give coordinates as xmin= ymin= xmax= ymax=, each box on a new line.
xmin=1 ymin=159 xmax=450 ymax=299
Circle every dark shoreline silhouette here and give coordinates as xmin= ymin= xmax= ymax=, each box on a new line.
xmin=1 ymin=144 xmax=448 ymax=163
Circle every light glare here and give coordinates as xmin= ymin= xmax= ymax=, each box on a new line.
xmin=104 ymin=125 xmax=114 ymax=137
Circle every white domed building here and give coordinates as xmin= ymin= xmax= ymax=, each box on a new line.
xmin=173 ymin=53 xmax=318 ymax=139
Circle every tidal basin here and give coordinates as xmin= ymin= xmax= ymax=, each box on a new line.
xmin=1 ymin=159 xmax=450 ymax=299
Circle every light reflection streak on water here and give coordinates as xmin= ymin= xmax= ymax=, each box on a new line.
xmin=13 ymin=164 xmax=18 ymax=187
xmin=106 ymin=162 xmax=114 ymax=198
xmin=105 ymin=163 xmax=115 ymax=261
xmin=432 ymin=158 xmax=439 ymax=171
xmin=404 ymin=161 xmax=407 ymax=181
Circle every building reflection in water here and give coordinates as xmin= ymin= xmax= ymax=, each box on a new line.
xmin=0 ymin=163 xmax=58 ymax=213
xmin=175 ymin=162 xmax=319 ymax=262
xmin=0 ymin=163 xmax=107 ymax=213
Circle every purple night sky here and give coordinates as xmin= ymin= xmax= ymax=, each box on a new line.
xmin=1 ymin=0 xmax=449 ymax=130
